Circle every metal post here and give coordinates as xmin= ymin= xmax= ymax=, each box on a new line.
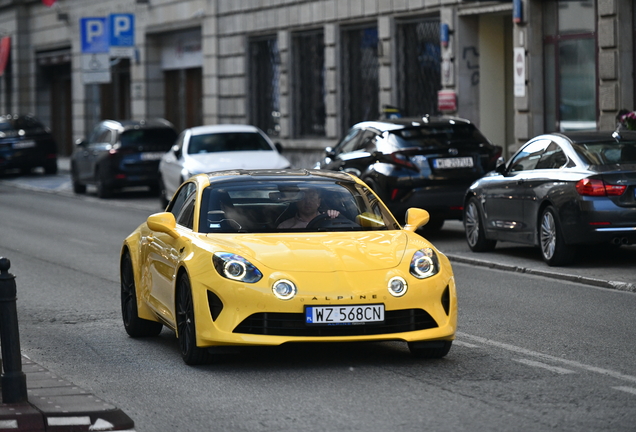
xmin=0 ymin=257 xmax=28 ymax=403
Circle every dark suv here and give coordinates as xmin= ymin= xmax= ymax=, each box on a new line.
xmin=315 ymin=116 xmax=502 ymax=230
xmin=71 ymin=119 xmax=178 ymax=198
xmin=0 ymin=114 xmax=58 ymax=175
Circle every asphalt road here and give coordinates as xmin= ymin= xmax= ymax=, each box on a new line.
xmin=1 ymin=172 xmax=636 ymax=431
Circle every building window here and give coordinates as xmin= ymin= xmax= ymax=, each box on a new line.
xmin=249 ymin=36 xmax=280 ymax=137
xmin=543 ymin=0 xmax=597 ymax=132
xmin=292 ymin=30 xmax=325 ymax=137
xmin=396 ymin=18 xmax=441 ymax=117
xmin=341 ymin=26 xmax=379 ymax=134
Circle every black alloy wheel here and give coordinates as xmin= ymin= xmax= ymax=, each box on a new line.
xmin=539 ymin=206 xmax=575 ymax=266
xmin=120 ymin=252 xmax=163 ymax=337
xmin=408 ymin=340 xmax=452 ymax=359
xmin=464 ymin=197 xmax=496 ymax=252
xmin=176 ymin=274 xmax=211 ymax=365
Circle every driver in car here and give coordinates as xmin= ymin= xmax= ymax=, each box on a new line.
xmin=277 ymin=188 xmax=340 ymax=229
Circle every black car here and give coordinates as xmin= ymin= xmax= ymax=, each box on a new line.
xmin=71 ymin=119 xmax=178 ymax=198
xmin=0 ymin=114 xmax=57 ymax=175
xmin=464 ymin=131 xmax=636 ymax=266
xmin=315 ymin=116 xmax=502 ymax=230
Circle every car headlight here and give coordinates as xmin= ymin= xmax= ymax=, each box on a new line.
xmin=213 ymin=253 xmax=262 ymax=283
xmin=272 ymin=279 xmax=297 ymax=300
xmin=409 ymin=248 xmax=439 ymax=279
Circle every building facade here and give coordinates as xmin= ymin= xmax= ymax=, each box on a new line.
xmin=0 ymin=0 xmax=633 ymax=168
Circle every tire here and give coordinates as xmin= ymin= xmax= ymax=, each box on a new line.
xmin=44 ymin=161 xmax=58 ymax=175
xmin=408 ymin=340 xmax=452 ymax=359
xmin=120 ymin=252 xmax=163 ymax=337
xmin=176 ymin=274 xmax=211 ymax=365
xmin=539 ymin=206 xmax=575 ymax=266
xmin=96 ymin=171 xmax=113 ymax=198
xmin=159 ymin=177 xmax=170 ymax=209
xmin=464 ymin=197 xmax=496 ymax=252
xmin=71 ymin=167 xmax=87 ymax=194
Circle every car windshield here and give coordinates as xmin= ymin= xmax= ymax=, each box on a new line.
xmin=198 ymin=179 xmax=400 ymax=233
xmin=120 ymin=128 xmax=178 ymax=149
xmin=573 ymin=141 xmax=636 ymax=166
xmin=188 ymin=132 xmax=272 ymax=154
xmin=390 ymin=124 xmax=489 ymax=149
xmin=0 ymin=116 xmax=46 ymax=134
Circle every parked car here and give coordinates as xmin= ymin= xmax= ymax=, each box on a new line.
xmin=158 ymin=124 xmax=290 ymax=208
xmin=0 ymin=114 xmax=57 ymax=175
xmin=314 ymin=116 xmax=502 ymax=231
xmin=464 ymin=131 xmax=636 ymax=266
xmin=71 ymin=119 xmax=178 ymax=198
xmin=120 ymin=169 xmax=457 ymax=364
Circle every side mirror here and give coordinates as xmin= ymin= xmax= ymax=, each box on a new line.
xmin=147 ymin=212 xmax=180 ymax=239
xmin=495 ymin=161 xmax=506 ymax=174
xmin=275 ymin=142 xmax=283 ymax=153
xmin=403 ymin=208 xmax=430 ymax=232
xmin=172 ymin=144 xmax=182 ymax=159
xmin=325 ymin=146 xmax=335 ymax=158
xmin=75 ymin=139 xmax=86 ymax=147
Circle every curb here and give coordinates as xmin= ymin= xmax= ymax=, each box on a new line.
xmin=0 ymin=356 xmax=135 ymax=432
xmin=447 ymin=254 xmax=636 ymax=293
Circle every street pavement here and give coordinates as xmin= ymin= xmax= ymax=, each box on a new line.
xmin=1 ymin=157 xmax=634 ymax=431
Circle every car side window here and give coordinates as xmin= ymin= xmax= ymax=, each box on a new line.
xmin=508 ymin=139 xmax=551 ymax=173
xmin=168 ymin=182 xmax=196 ymax=224
xmin=176 ymin=195 xmax=196 ymax=229
xmin=355 ymin=130 xmax=378 ymax=152
xmin=335 ymin=128 xmax=363 ymax=155
xmin=535 ymin=142 xmax=568 ymax=169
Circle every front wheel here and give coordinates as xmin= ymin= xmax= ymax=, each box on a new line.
xmin=176 ymin=274 xmax=211 ymax=365
xmin=120 ymin=253 xmax=163 ymax=337
xmin=71 ymin=167 xmax=86 ymax=194
xmin=539 ymin=206 xmax=575 ymax=266
xmin=408 ymin=341 xmax=452 ymax=359
xmin=464 ymin=198 xmax=496 ymax=252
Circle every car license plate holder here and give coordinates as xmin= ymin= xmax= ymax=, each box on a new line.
xmin=12 ymin=140 xmax=36 ymax=149
xmin=140 ymin=152 xmax=165 ymax=161
xmin=305 ymin=304 xmax=384 ymax=326
xmin=433 ymin=156 xmax=474 ymax=169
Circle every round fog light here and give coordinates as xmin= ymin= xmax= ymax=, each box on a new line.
xmin=272 ymin=279 xmax=297 ymax=300
xmin=388 ymin=276 xmax=407 ymax=297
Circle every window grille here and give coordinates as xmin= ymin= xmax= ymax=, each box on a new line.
xmin=397 ymin=19 xmax=441 ymax=117
xmin=292 ymin=30 xmax=326 ymax=137
xmin=341 ymin=26 xmax=379 ymax=134
xmin=249 ymin=37 xmax=280 ymax=137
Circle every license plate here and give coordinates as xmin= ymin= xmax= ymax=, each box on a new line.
xmin=433 ymin=156 xmax=474 ymax=169
xmin=12 ymin=140 xmax=36 ymax=149
xmin=305 ymin=304 xmax=384 ymax=326
xmin=140 ymin=152 xmax=165 ymax=161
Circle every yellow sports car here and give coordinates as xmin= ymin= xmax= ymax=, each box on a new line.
xmin=120 ymin=169 xmax=457 ymax=364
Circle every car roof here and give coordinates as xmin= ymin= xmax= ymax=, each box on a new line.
xmin=204 ymin=168 xmax=354 ymax=185
xmin=187 ymin=124 xmax=263 ymax=135
xmin=352 ymin=115 xmax=472 ymax=132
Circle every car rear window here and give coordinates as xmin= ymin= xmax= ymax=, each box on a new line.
xmin=120 ymin=128 xmax=178 ymax=149
xmin=390 ymin=124 xmax=490 ymax=148
xmin=573 ymin=141 xmax=636 ymax=165
xmin=187 ymin=132 xmax=272 ymax=154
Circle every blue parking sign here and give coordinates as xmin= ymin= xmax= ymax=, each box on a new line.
xmin=109 ymin=14 xmax=134 ymax=47
xmin=80 ymin=17 xmax=108 ymax=53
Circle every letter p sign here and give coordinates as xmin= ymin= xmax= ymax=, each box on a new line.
xmin=109 ymin=14 xmax=135 ymax=48
xmin=80 ymin=17 xmax=108 ymax=53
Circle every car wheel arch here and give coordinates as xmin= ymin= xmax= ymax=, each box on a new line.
xmin=535 ymin=200 xmax=557 ymax=245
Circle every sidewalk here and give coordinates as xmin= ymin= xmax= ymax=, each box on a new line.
xmin=0 ymin=355 xmax=135 ymax=431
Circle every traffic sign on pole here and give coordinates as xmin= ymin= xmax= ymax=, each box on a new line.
xmin=109 ymin=14 xmax=135 ymax=57
xmin=80 ymin=17 xmax=108 ymax=54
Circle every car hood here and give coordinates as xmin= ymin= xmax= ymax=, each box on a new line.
xmin=185 ymin=151 xmax=290 ymax=174
xmin=205 ymin=231 xmax=409 ymax=271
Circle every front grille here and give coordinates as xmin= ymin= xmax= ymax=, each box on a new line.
xmin=233 ymin=308 xmax=438 ymax=337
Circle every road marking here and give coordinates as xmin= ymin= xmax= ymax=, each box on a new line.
xmin=454 ymin=340 xmax=480 ymax=348
xmin=458 ymin=332 xmax=636 ymax=384
xmin=514 ymin=358 xmax=576 ymax=374
xmin=613 ymin=386 xmax=636 ymax=396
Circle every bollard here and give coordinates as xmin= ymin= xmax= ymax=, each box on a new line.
xmin=0 ymin=257 xmax=28 ymax=403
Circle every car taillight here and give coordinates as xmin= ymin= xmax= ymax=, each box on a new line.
xmin=389 ymin=152 xmax=417 ymax=170
xmin=575 ymin=178 xmax=626 ymax=196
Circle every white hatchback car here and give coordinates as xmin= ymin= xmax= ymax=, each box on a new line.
xmin=158 ymin=124 xmax=291 ymax=207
